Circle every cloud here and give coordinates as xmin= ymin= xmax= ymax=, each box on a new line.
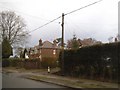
xmin=0 ymin=0 xmax=119 ymax=46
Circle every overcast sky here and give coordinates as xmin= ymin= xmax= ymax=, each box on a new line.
xmin=0 ymin=0 xmax=119 ymax=47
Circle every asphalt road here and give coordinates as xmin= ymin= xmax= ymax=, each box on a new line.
xmin=2 ymin=72 xmax=66 ymax=88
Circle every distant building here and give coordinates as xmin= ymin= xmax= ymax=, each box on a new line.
xmin=28 ymin=39 xmax=61 ymax=60
xmin=67 ymin=38 xmax=102 ymax=49
xmin=80 ymin=38 xmax=102 ymax=47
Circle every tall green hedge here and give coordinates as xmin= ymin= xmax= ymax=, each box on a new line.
xmin=59 ymin=42 xmax=120 ymax=82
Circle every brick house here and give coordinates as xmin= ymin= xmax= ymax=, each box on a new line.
xmin=78 ymin=38 xmax=102 ymax=47
xmin=67 ymin=38 xmax=102 ymax=49
xmin=28 ymin=39 xmax=60 ymax=60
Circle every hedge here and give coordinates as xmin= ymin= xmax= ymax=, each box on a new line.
xmin=2 ymin=58 xmax=23 ymax=67
xmin=2 ymin=57 xmax=58 ymax=69
xmin=41 ymin=57 xmax=58 ymax=68
xmin=59 ymin=42 xmax=120 ymax=82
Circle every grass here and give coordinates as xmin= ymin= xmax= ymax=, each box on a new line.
xmin=3 ymin=67 xmax=48 ymax=73
xmin=3 ymin=67 xmax=119 ymax=88
xmin=26 ymin=75 xmax=119 ymax=88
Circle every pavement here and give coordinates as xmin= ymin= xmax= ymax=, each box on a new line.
xmin=2 ymin=67 xmax=119 ymax=89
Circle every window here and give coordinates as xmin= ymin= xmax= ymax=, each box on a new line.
xmin=53 ymin=50 xmax=56 ymax=55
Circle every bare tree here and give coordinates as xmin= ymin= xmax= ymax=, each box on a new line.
xmin=14 ymin=47 xmax=24 ymax=57
xmin=0 ymin=11 xmax=29 ymax=46
xmin=108 ymin=36 xmax=113 ymax=43
xmin=67 ymin=34 xmax=81 ymax=49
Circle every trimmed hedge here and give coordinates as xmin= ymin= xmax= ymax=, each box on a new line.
xmin=2 ymin=58 xmax=40 ymax=69
xmin=2 ymin=58 xmax=23 ymax=67
xmin=59 ymin=42 xmax=120 ymax=82
xmin=41 ymin=57 xmax=58 ymax=68
xmin=2 ymin=57 xmax=58 ymax=69
xmin=24 ymin=59 xmax=41 ymax=69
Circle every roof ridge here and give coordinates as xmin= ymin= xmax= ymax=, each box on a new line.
xmin=42 ymin=40 xmax=53 ymax=45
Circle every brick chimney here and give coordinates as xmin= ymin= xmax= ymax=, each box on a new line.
xmin=39 ymin=39 xmax=42 ymax=46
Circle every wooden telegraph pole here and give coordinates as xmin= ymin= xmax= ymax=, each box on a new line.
xmin=61 ymin=13 xmax=64 ymax=75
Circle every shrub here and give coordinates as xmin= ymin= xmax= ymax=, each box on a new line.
xmin=41 ymin=57 xmax=57 ymax=68
xmin=2 ymin=58 xmax=23 ymax=67
xmin=2 ymin=38 xmax=13 ymax=58
xmin=2 ymin=58 xmax=10 ymax=67
xmin=59 ymin=42 xmax=120 ymax=82
xmin=24 ymin=58 xmax=40 ymax=69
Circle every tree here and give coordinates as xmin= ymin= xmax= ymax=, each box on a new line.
xmin=54 ymin=38 xmax=62 ymax=46
xmin=14 ymin=47 xmax=24 ymax=57
xmin=23 ymin=48 xmax=27 ymax=58
xmin=108 ymin=36 xmax=113 ymax=43
xmin=55 ymin=38 xmax=62 ymax=43
xmin=67 ymin=34 xmax=80 ymax=49
xmin=81 ymin=38 xmax=102 ymax=46
xmin=2 ymin=37 xmax=13 ymax=58
xmin=0 ymin=11 xmax=29 ymax=46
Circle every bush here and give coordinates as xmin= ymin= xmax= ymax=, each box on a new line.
xmin=2 ymin=58 xmax=23 ymax=67
xmin=2 ymin=38 xmax=13 ymax=58
xmin=2 ymin=58 xmax=10 ymax=67
xmin=41 ymin=57 xmax=57 ymax=68
xmin=59 ymin=42 xmax=120 ymax=82
xmin=24 ymin=58 xmax=41 ymax=69
xmin=10 ymin=58 xmax=23 ymax=67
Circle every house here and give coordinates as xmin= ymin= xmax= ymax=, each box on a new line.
xmin=67 ymin=38 xmax=102 ymax=49
xmin=28 ymin=39 xmax=61 ymax=60
xmin=80 ymin=38 xmax=102 ymax=47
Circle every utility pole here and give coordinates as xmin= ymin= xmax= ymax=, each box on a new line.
xmin=61 ymin=13 xmax=64 ymax=75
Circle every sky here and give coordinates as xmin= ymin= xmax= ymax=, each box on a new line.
xmin=0 ymin=0 xmax=119 ymax=47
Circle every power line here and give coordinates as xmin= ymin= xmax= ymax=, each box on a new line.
xmin=29 ymin=0 xmax=102 ymax=33
xmin=0 ymin=0 xmax=103 ymax=34
xmin=29 ymin=16 xmax=61 ymax=33
xmin=65 ymin=0 xmax=102 ymax=16
xmin=0 ymin=4 xmax=61 ymax=34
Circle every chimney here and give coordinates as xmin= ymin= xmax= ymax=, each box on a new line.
xmin=39 ymin=39 xmax=42 ymax=46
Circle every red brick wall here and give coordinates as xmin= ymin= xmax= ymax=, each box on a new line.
xmin=29 ymin=48 xmax=60 ymax=59
xmin=41 ymin=48 xmax=56 ymax=57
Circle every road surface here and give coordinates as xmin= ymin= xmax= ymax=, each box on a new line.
xmin=2 ymin=72 xmax=66 ymax=88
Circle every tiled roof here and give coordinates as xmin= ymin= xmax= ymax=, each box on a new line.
xmin=42 ymin=41 xmax=53 ymax=48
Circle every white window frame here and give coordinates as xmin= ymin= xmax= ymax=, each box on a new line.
xmin=53 ymin=50 xmax=56 ymax=55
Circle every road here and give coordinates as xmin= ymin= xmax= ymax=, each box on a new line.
xmin=2 ymin=72 xmax=67 ymax=89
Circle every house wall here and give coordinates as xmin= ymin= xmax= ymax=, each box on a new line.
xmin=29 ymin=48 xmax=60 ymax=60
xmin=40 ymin=48 xmax=59 ymax=57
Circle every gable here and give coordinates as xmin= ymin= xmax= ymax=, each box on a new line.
xmin=42 ymin=41 xmax=53 ymax=48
